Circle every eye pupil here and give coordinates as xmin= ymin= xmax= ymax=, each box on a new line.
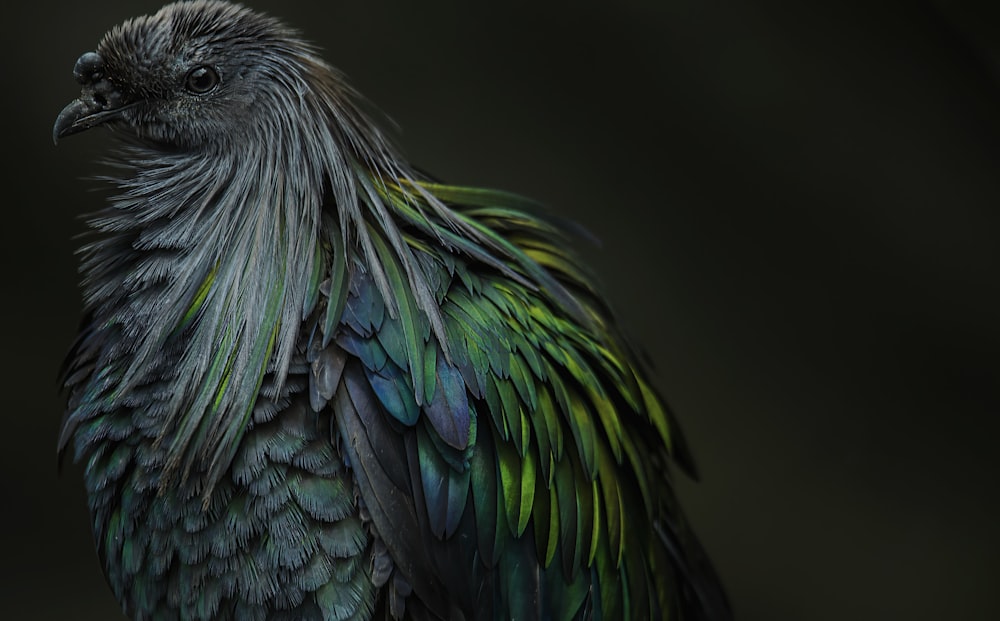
xmin=185 ymin=66 xmax=219 ymax=94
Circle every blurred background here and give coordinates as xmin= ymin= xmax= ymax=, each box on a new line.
xmin=3 ymin=0 xmax=999 ymax=619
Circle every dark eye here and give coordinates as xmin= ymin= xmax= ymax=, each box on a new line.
xmin=184 ymin=66 xmax=220 ymax=94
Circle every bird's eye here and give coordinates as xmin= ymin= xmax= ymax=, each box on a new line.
xmin=184 ymin=66 xmax=220 ymax=94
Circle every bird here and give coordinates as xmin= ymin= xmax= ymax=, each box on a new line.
xmin=54 ymin=2 xmax=731 ymax=620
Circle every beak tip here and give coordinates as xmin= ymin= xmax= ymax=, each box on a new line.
xmin=53 ymin=98 xmax=90 ymax=145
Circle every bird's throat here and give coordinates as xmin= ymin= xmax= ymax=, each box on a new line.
xmin=75 ymin=143 xmax=323 ymax=493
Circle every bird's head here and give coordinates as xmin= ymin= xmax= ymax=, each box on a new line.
xmin=53 ymin=0 xmax=318 ymax=149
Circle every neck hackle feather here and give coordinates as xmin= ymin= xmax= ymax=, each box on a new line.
xmin=64 ymin=3 xmax=583 ymax=498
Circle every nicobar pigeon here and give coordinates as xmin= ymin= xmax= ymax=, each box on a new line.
xmin=54 ymin=2 xmax=731 ymax=620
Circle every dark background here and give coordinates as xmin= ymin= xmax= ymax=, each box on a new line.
xmin=3 ymin=1 xmax=999 ymax=619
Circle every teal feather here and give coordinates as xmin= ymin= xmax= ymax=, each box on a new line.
xmin=508 ymin=351 xmax=538 ymax=411
xmin=528 ymin=390 xmax=557 ymax=485
xmin=422 ymin=404 xmax=476 ymax=473
xmin=415 ymin=425 xmax=471 ymax=539
xmin=57 ymin=3 xmax=730 ymax=618
xmin=469 ymin=428 xmax=502 ymax=565
xmin=489 ymin=375 xmax=518 ymax=443
xmin=290 ymin=475 xmax=354 ymax=523
xmin=422 ymin=339 xmax=438 ymax=405
xmin=372 ymin=313 xmax=410 ymax=376
xmin=440 ymin=320 xmax=484 ymax=399
xmin=423 ymin=348 xmax=472 ymax=450
xmin=366 ymin=225 xmax=427 ymax=405
xmin=341 ymin=264 xmax=382 ymax=338
xmin=365 ymin=365 xmax=420 ymax=426
xmin=321 ymin=239 xmax=349 ymax=346
xmin=335 ymin=331 xmax=388 ymax=372
xmin=443 ymin=306 xmax=491 ymax=396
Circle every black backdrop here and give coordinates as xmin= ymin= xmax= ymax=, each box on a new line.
xmin=3 ymin=1 xmax=999 ymax=619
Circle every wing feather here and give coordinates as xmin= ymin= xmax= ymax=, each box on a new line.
xmin=318 ymin=177 xmax=728 ymax=620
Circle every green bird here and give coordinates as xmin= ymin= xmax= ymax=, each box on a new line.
xmin=54 ymin=2 xmax=731 ymax=620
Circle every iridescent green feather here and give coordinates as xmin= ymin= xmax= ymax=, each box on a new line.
xmin=326 ymin=173 xmax=702 ymax=618
xmin=365 ymin=224 xmax=426 ymax=405
xmin=363 ymin=178 xmax=695 ymax=617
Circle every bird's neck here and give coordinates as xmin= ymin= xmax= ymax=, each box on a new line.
xmin=80 ymin=136 xmax=325 ymax=486
xmin=74 ymin=75 xmax=428 ymax=490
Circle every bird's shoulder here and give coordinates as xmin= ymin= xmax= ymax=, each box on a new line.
xmin=303 ymin=179 xmax=696 ymax=619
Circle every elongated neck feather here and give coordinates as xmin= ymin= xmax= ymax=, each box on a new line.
xmin=73 ymin=50 xmax=526 ymax=495
xmin=80 ymin=92 xmax=346 ymax=489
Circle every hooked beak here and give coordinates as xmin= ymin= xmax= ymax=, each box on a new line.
xmin=53 ymin=51 xmax=133 ymax=144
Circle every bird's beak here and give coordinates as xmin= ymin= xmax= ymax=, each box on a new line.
xmin=53 ymin=51 xmax=132 ymax=144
